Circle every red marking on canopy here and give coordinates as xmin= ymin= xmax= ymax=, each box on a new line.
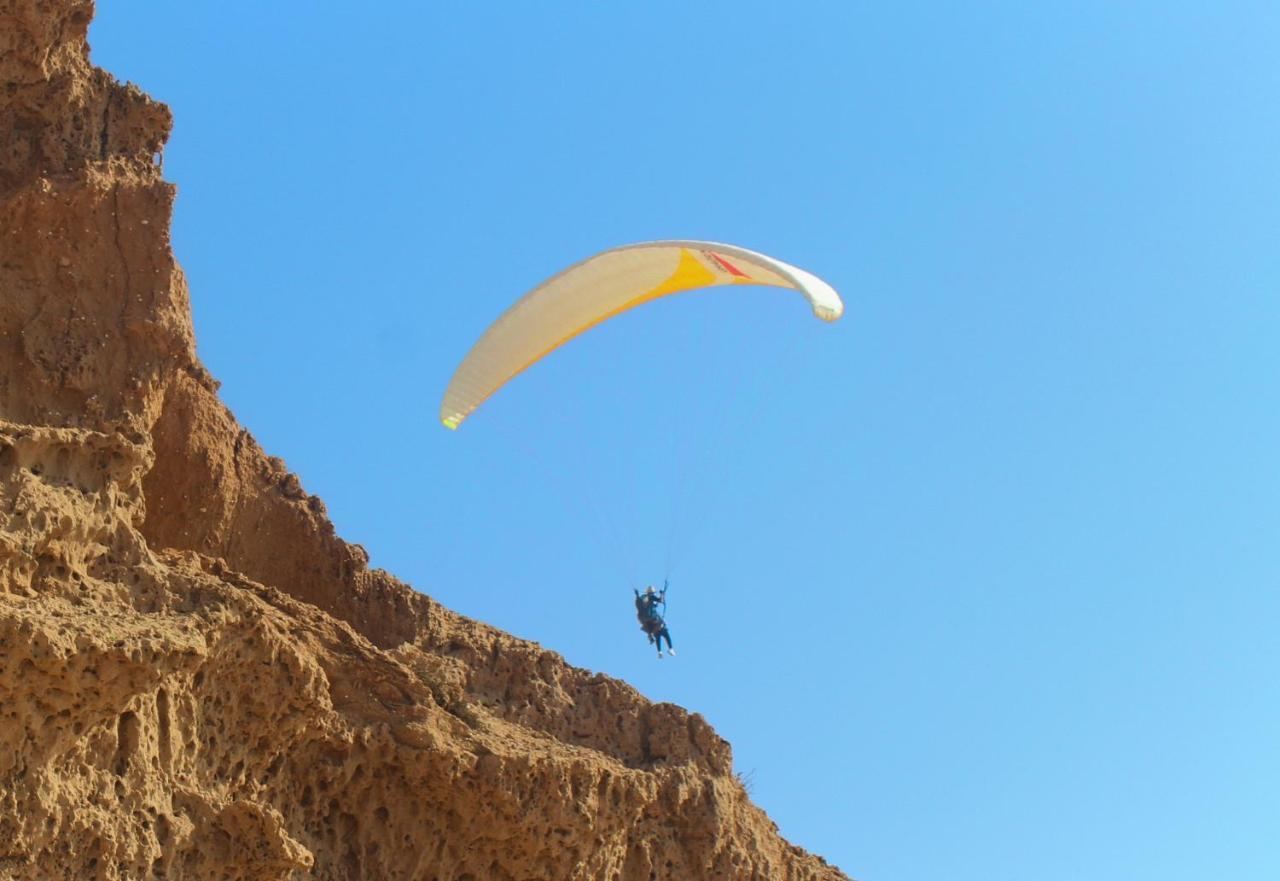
xmin=705 ymin=251 xmax=751 ymax=279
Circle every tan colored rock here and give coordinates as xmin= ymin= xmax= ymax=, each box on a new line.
xmin=0 ymin=2 xmax=850 ymax=878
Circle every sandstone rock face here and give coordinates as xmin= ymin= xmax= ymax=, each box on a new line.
xmin=0 ymin=3 xmax=849 ymax=879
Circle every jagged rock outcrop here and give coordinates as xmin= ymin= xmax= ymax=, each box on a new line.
xmin=0 ymin=2 xmax=850 ymax=879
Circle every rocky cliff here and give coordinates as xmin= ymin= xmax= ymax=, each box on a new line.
xmin=0 ymin=2 xmax=849 ymax=878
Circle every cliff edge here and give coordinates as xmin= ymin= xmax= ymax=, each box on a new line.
xmin=0 ymin=2 xmax=850 ymax=878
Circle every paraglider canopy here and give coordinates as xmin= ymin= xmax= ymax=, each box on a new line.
xmin=440 ymin=240 xmax=843 ymax=430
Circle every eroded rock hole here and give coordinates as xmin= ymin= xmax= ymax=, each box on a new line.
xmin=156 ymin=689 xmax=171 ymax=768
xmin=114 ymin=711 xmax=140 ymax=776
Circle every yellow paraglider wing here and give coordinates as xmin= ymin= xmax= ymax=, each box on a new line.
xmin=440 ymin=240 xmax=843 ymax=429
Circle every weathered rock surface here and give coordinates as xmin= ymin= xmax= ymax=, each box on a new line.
xmin=0 ymin=2 xmax=850 ymax=879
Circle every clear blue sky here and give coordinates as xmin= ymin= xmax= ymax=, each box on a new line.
xmin=92 ymin=3 xmax=1279 ymax=879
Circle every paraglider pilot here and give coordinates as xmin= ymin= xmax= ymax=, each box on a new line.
xmin=634 ymin=582 xmax=675 ymax=658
